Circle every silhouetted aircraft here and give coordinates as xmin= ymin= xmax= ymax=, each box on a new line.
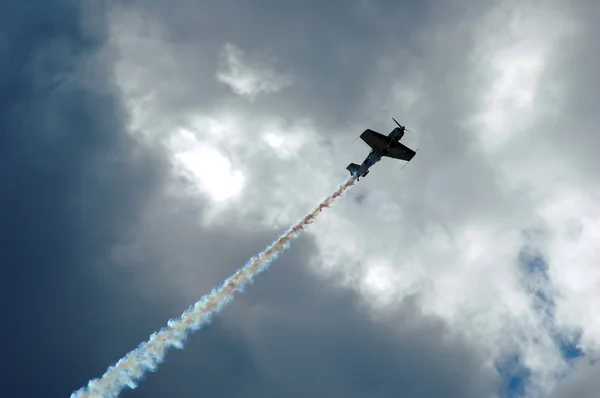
xmin=346 ymin=118 xmax=417 ymax=180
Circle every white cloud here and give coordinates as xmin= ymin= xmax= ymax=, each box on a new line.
xmin=169 ymin=129 xmax=245 ymax=202
xmin=216 ymin=42 xmax=292 ymax=100
xmin=540 ymin=188 xmax=600 ymax=350
xmin=470 ymin=1 xmax=580 ymax=154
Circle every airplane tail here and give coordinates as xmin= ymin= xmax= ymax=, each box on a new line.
xmin=346 ymin=163 xmax=360 ymax=175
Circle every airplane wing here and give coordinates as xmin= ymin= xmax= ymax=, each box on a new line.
xmin=384 ymin=142 xmax=416 ymax=161
xmin=360 ymin=129 xmax=389 ymax=151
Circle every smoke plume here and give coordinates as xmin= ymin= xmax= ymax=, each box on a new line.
xmin=71 ymin=176 xmax=357 ymax=397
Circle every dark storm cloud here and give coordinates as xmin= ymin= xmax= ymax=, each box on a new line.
xmin=1 ymin=1 xmax=168 ymax=397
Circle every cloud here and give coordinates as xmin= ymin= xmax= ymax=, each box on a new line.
xmin=99 ymin=1 xmax=600 ymax=396
xmin=115 ymin=221 xmax=500 ymax=397
xmin=6 ymin=0 xmax=599 ymax=397
xmin=549 ymin=359 xmax=600 ymax=398
xmin=98 ymin=153 xmax=499 ymax=397
xmin=169 ymin=129 xmax=245 ymax=201
xmin=224 ymin=264 xmax=499 ymax=398
xmin=216 ymin=42 xmax=292 ymax=100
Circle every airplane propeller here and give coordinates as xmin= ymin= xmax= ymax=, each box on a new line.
xmin=392 ymin=117 xmax=412 ymax=133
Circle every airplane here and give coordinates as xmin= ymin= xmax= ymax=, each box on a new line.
xmin=346 ymin=118 xmax=417 ymax=180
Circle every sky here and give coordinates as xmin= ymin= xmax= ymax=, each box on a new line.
xmin=3 ymin=0 xmax=600 ymax=397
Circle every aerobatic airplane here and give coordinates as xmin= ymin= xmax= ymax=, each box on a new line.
xmin=346 ymin=118 xmax=417 ymax=180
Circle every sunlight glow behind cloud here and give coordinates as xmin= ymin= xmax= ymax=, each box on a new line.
xmin=170 ymin=130 xmax=245 ymax=202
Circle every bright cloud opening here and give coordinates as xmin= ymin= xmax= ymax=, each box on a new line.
xmin=169 ymin=130 xmax=245 ymax=202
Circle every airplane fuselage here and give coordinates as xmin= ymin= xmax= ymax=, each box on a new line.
xmin=352 ymin=150 xmax=383 ymax=179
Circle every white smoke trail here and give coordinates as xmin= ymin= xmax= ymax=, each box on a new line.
xmin=71 ymin=176 xmax=357 ymax=398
